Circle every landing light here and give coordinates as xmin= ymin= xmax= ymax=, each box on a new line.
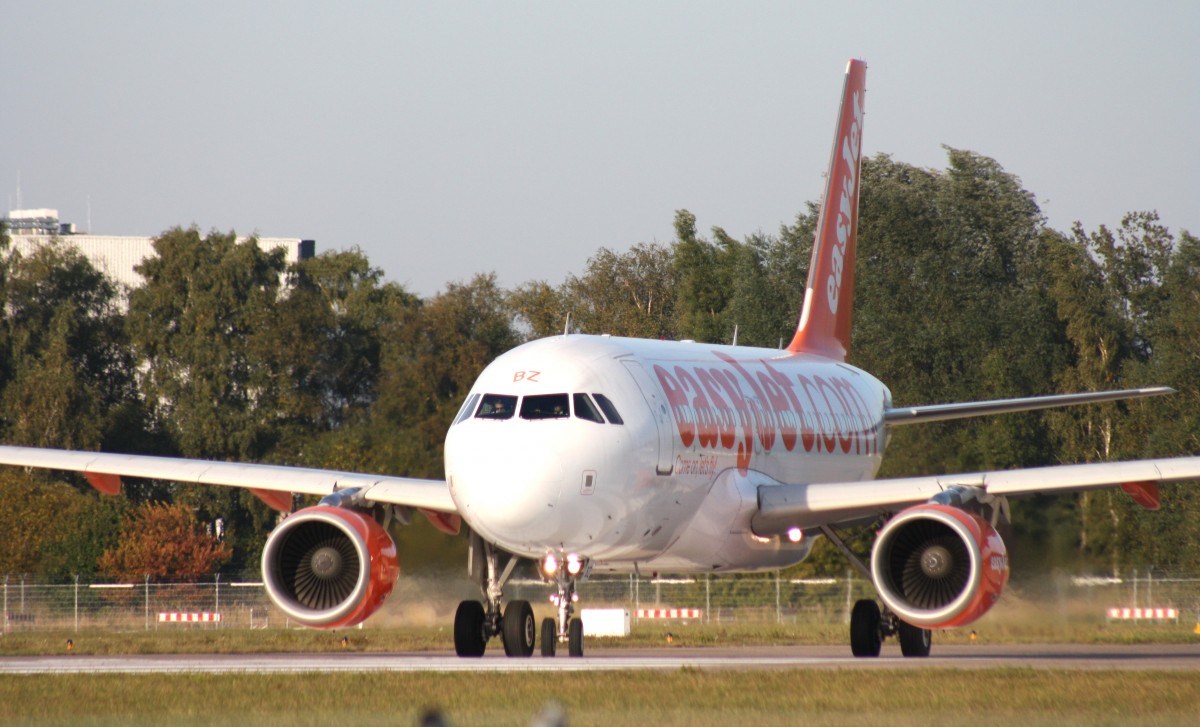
xmin=566 ymin=554 xmax=583 ymax=575
xmin=542 ymin=554 xmax=559 ymax=576
xmin=787 ymin=527 xmax=804 ymax=543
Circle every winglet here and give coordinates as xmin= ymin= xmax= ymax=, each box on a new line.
xmin=787 ymin=59 xmax=867 ymax=361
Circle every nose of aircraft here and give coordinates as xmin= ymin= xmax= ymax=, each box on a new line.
xmin=446 ymin=424 xmax=571 ymax=553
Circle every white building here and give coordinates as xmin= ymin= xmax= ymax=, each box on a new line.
xmin=4 ymin=208 xmax=70 ymax=236
xmin=3 ymin=209 xmax=315 ymax=293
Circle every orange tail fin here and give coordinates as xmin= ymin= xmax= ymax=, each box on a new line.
xmin=786 ymin=59 xmax=867 ymax=361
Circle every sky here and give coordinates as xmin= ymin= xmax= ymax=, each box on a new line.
xmin=2 ymin=1 xmax=1197 ymax=298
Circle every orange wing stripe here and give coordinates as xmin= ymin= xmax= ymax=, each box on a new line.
xmin=250 ymin=488 xmax=294 ymax=513
xmin=84 ymin=471 xmax=122 ymax=496
xmin=419 ymin=508 xmax=462 ymax=535
xmin=1121 ymin=481 xmax=1161 ymax=510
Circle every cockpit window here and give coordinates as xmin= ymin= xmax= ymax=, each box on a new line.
xmin=592 ymin=393 xmax=624 ymax=425
xmin=475 ymin=394 xmax=517 ymax=420
xmin=453 ymin=393 xmax=481 ymax=425
xmin=573 ymin=393 xmax=605 ymax=423
xmin=520 ymin=393 xmax=570 ymax=420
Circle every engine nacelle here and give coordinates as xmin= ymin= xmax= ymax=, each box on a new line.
xmin=870 ymin=504 xmax=1009 ymax=629
xmin=261 ymin=505 xmax=399 ymax=628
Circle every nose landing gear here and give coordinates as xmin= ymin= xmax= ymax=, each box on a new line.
xmin=543 ymin=570 xmax=584 ymax=657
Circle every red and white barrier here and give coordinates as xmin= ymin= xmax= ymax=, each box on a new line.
xmin=158 ymin=612 xmax=222 ymax=623
xmin=1106 ymin=607 xmax=1178 ymax=621
xmin=636 ymin=608 xmax=702 ymax=619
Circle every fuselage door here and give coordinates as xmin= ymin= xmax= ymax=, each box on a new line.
xmin=621 ymin=359 xmax=675 ymax=475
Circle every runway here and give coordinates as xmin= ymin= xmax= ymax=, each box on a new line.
xmin=3 ymin=644 xmax=1198 ymax=674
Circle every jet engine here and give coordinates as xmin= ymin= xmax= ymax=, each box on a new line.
xmin=870 ymin=504 xmax=1009 ymax=629
xmin=261 ymin=505 xmax=399 ymax=628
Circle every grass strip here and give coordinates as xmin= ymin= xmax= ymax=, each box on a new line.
xmin=3 ymin=620 xmax=1196 ymax=656
xmin=1 ymin=669 xmax=1198 ymax=727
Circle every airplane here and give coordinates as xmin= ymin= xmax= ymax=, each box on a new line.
xmin=2 ymin=58 xmax=1199 ymax=659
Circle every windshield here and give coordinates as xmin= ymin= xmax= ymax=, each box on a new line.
xmin=520 ymin=393 xmax=570 ymax=420
xmin=475 ymin=394 xmax=517 ymax=420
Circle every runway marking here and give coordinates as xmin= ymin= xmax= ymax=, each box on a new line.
xmin=2 ymin=645 xmax=1199 ymax=674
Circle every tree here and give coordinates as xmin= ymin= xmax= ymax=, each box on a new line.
xmin=97 ymin=501 xmax=231 ymax=582
xmin=263 ymin=249 xmax=417 ymax=463
xmin=0 ymin=240 xmax=134 ymax=450
xmin=671 ymin=210 xmax=792 ymax=348
xmin=507 ymin=280 xmax=567 ymax=341
xmin=124 ymin=228 xmax=288 ymax=572
xmin=672 ymin=209 xmax=728 ymax=343
xmin=0 ymin=470 xmax=124 ymax=580
xmin=127 ymin=227 xmax=287 ymax=462
xmin=562 ymin=243 xmax=678 ymax=339
xmin=850 ymin=150 xmax=1064 ymax=477
xmin=1038 ymin=213 xmax=1197 ymax=573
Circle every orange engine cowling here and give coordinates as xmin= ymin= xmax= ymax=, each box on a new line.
xmin=261 ymin=505 xmax=399 ymax=628
xmin=870 ymin=504 xmax=1009 ymax=629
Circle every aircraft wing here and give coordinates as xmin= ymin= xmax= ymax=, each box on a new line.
xmin=0 ymin=445 xmax=455 ymax=513
xmin=752 ymin=455 xmax=1200 ymax=535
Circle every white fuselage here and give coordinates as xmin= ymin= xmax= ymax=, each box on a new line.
xmin=444 ymin=334 xmax=891 ymax=573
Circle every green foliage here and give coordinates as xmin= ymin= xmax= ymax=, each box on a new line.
xmin=0 ymin=240 xmax=133 ymax=450
xmin=1040 ymin=212 xmax=1200 ymax=573
xmin=1 ymin=147 xmax=1196 ymax=582
xmin=264 ymin=249 xmax=416 ymax=462
xmin=0 ymin=470 xmax=124 ymax=579
xmin=850 ymin=151 xmax=1066 ymax=476
xmin=561 ymin=243 xmax=678 ymax=339
xmin=127 ymin=227 xmax=288 ymax=461
xmin=507 ymin=280 xmax=567 ymax=340
xmin=672 ymin=209 xmax=798 ymax=348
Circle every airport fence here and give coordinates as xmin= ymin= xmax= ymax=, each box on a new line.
xmin=4 ymin=569 xmax=1200 ymax=634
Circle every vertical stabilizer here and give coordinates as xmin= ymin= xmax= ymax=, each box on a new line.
xmin=786 ymin=59 xmax=867 ymax=361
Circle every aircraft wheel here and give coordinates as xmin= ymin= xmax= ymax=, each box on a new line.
xmin=898 ymin=620 xmax=932 ymax=657
xmin=849 ymin=599 xmax=882 ymax=657
xmin=540 ymin=617 xmax=557 ymax=657
xmin=502 ymin=600 xmax=535 ymax=657
xmin=567 ymin=617 xmax=584 ymax=657
xmin=454 ymin=600 xmax=487 ymax=657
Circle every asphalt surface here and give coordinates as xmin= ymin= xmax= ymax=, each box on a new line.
xmin=2 ymin=644 xmax=1198 ymax=674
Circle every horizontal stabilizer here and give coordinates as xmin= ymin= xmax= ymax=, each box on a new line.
xmin=884 ymin=387 xmax=1174 ymax=426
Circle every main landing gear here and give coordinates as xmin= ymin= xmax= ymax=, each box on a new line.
xmin=820 ymin=524 xmax=932 ymax=658
xmin=454 ymin=532 xmax=535 ymax=657
xmin=849 ymin=598 xmax=931 ymax=658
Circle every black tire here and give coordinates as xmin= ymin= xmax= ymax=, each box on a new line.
xmin=567 ymin=617 xmax=584 ymax=657
xmin=502 ymin=600 xmax=535 ymax=657
xmin=454 ymin=600 xmax=487 ymax=657
xmin=540 ymin=617 xmax=557 ymax=657
xmin=849 ymin=599 xmax=882 ymax=657
xmin=897 ymin=620 xmax=932 ymax=658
